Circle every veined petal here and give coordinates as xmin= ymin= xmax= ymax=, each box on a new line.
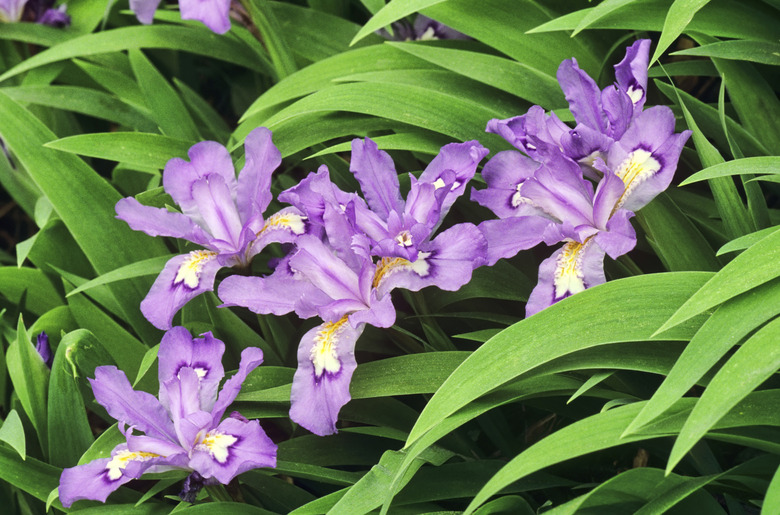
xmin=557 ymin=57 xmax=607 ymax=133
xmin=90 ymin=367 xmax=176 ymax=441
xmin=419 ymin=140 xmax=488 ymax=217
xmin=237 ymin=127 xmax=281 ymax=224
xmin=591 ymin=170 xmax=626 ymax=229
xmin=128 ymin=0 xmax=161 ymax=24
xmin=290 ymin=319 xmax=363 ymax=436
xmin=162 ymin=367 xmax=213 ymax=448
xmin=189 ymin=416 xmax=276 ymax=484
xmin=471 ymin=150 xmax=545 ymax=219
xmin=601 ymin=85 xmax=634 ymax=140
xmin=163 ymin=141 xmax=236 ymax=219
xmin=115 ymin=198 xmax=209 ymax=245
xmin=211 ymin=347 xmax=265 ymax=425
xmin=179 ymin=0 xmax=231 ymax=34
xmin=190 ymin=175 xmax=244 ymax=250
xmin=614 ymin=39 xmax=650 ymax=112
xmin=289 ymin=236 xmax=365 ymax=306
xmin=218 ymin=265 xmax=313 ymax=317
xmin=595 ymin=209 xmax=636 ymax=260
xmin=486 ymin=107 xmax=569 ymax=156
xmin=157 ymin=327 xmax=225 ymax=413
xmin=350 ymin=138 xmax=403 ymax=219
xmin=520 ymin=153 xmax=595 ymax=227
xmin=526 ymin=239 xmax=606 ymax=317
xmin=477 ymin=217 xmax=549 ymax=266
xmin=141 ymin=252 xmax=221 ymax=330
xmin=404 ymin=176 xmax=441 ymax=230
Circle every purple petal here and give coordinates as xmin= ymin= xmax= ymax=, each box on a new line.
xmin=189 ymin=416 xmax=276 ymax=484
xmin=37 ymin=5 xmax=70 ymax=27
xmin=290 ymin=320 xmax=364 ymax=436
xmin=162 ymin=367 xmax=213 ymax=448
xmin=157 ymin=327 xmax=226 ymax=413
xmin=486 ymin=107 xmax=569 ymax=157
xmin=471 ymin=150 xmax=545 ymax=219
xmin=141 ymin=252 xmax=221 ymax=330
xmin=237 ymin=127 xmax=281 ymax=225
xmin=591 ymin=170 xmax=626 ymax=229
xmin=211 ymin=347 xmax=265 ymax=425
xmin=59 ymin=454 xmax=129 ymax=508
xmin=558 ymin=124 xmax=612 ymax=163
xmin=128 ymin=0 xmax=161 ymax=24
xmin=115 ymin=197 xmax=209 ymax=245
xmin=350 ymin=138 xmax=403 ymax=219
xmin=190 ymin=174 xmax=244 ymax=250
xmin=614 ymin=39 xmax=651 ymax=113
xmin=601 ymin=85 xmax=634 ymax=140
xmin=520 ymin=153 xmax=595 ymax=227
xmin=557 ymin=57 xmax=607 ymax=133
xmin=595 ymin=209 xmax=637 ymax=260
xmin=35 ymin=331 xmax=52 ymax=368
xmin=477 ymin=217 xmax=549 ymax=266
xmin=289 ymin=236 xmax=366 ymax=307
xmin=218 ymin=264 xmax=312 ymax=317
xmin=179 ymin=0 xmax=231 ymax=34
xmin=163 ymin=141 xmax=236 ymax=219
xmin=0 ymin=0 xmax=26 ymax=21
xmin=525 ymin=239 xmax=606 ymax=317
xmin=90 ymin=366 xmax=176 ymax=441
xmin=419 ymin=140 xmax=488 ymax=218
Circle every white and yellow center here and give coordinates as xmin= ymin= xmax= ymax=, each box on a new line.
xmin=310 ymin=317 xmax=349 ymax=377
xmin=372 ymin=253 xmax=431 ymax=290
xmin=258 ymin=212 xmax=307 ymax=236
xmin=395 ymin=231 xmax=413 ymax=247
xmin=105 ymin=450 xmax=160 ymax=481
xmin=553 ymin=240 xmax=588 ymax=300
xmin=613 ymin=149 xmax=661 ymax=209
xmin=174 ymin=250 xmax=218 ymax=289
xmin=195 ymin=431 xmax=238 ymax=464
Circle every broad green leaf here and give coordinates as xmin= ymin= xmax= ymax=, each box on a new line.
xmin=388 ymin=42 xmax=566 ymax=108
xmin=672 ymin=39 xmax=780 ymax=66
xmin=667 ymin=316 xmax=780 ymax=472
xmin=0 ymin=85 xmax=155 ymax=130
xmin=0 ymin=22 xmax=72 ymax=47
xmin=65 ymin=255 xmax=174 ymax=298
xmin=47 ymin=330 xmax=94 ymax=467
xmin=0 ymin=267 xmax=62 ymax=316
xmin=0 ymin=91 xmax=167 ymax=343
xmin=244 ymin=0 xmax=297 ymax=79
xmin=274 ymin=460 xmax=362 ymax=486
xmin=128 ymin=49 xmax=199 ymax=141
xmin=351 ymin=0 xmax=448 ymax=44
xmin=680 ymin=156 xmax=780 ymax=185
xmin=650 ymin=0 xmax=711 ymax=65
xmin=45 ymin=133 xmax=192 ymax=170
xmin=655 ymin=228 xmax=780 ymax=333
xmin=405 ymin=272 xmax=711 ymax=447
xmin=626 ymin=277 xmax=780 ymax=436
xmin=75 ymin=59 xmax=148 ymax=109
xmin=174 ymin=78 xmax=231 ymax=143
xmin=6 ymin=316 xmax=48 ymax=457
xmin=307 ymin=131 xmax=452 ymax=159
xmin=765 ymin=463 xmax=780 ymax=515
xmin=0 ymin=409 xmax=26 ymax=460
xmin=0 ymin=444 xmax=62 ymax=503
xmin=78 ymin=424 xmax=124 ymax=465
xmin=717 ymin=227 xmax=780 ymax=256
xmin=572 ymin=0 xmax=639 ymax=36
xmin=0 ymin=26 xmax=266 ymax=83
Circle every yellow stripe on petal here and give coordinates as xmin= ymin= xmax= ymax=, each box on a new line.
xmin=614 ymin=149 xmax=661 ymax=208
xmin=196 ymin=431 xmax=238 ymax=464
xmin=106 ymin=450 xmax=160 ymax=481
xmin=372 ymin=253 xmax=431 ymax=290
xmin=259 ymin=212 xmax=307 ymax=236
xmin=310 ymin=316 xmax=349 ymax=378
xmin=554 ymin=240 xmax=588 ymax=300
xmin=174 ymin=250 xmax=218 ymax=289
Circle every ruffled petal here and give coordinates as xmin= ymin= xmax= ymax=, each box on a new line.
xmin=471 ymin=150 xmax=545 ymax=219
xmin=419 ymin=140 xmax=488 ymax=218
xmin=349 ymin=138 xmax=404 ymax=219
xmin=614 ymin=39 xmax=651 ymax=113
xmin=595 ymin=209 xmax=637 ymax=260
xmin=290 ymin=320 xmax=363 ymax=436
xmin=557 ymin=57 xmax=607 ymax=133
xmin=190 ymin=174 xmax=244 ymax=251
xmin=477 ymin=217 xmax=549 ymax=266
xmin=115 ymin=197 xmax=209 ymax=245
xmin=218 ymin=268 xmax=311 ymax=316
xmin=140 ymin=252 xmax=221 ymax=330
xmin=179 ymin=0 xmax=231 ymax=34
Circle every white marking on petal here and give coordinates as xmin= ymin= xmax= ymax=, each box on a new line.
xmin=174 ymin=250 xmax=218 ymax=289
xmin=627 ymin=85 xmax=643 ymax=105
xmin=553 ymin=240 xmax=588 ymax=300
xmin=194 ymin=367 xmax=207 ymax=379
xmin=417 ymin=26 xmax=438 ymax=41
xmin=432 ymin=178 xmax=447 ymax=190
xmin=105 ymin=450 xmax=160 ymax=481
xmin=196 ymin=431 xmax=238 ymax=464
xmin=395 ymin=231 xmax=413 ymax=247
xmin=614 ymin=149 xmax=661 ymax=209
xmin=372 ymin=252 xmax=431 ymax=289
xmin=260 ymin=212 xmax=307 ymax=236
xmin=310 ymin=317 xmax=349 ymax=378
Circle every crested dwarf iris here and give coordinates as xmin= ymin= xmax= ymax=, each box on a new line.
xmin=130 ymin=0 xmax=231 ymax=34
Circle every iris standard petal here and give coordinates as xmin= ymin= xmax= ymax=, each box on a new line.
xmin=614 ymin=39 xmax=651 ymax=112
xmin=289 ymin=236 xmax=365 ymax=306
xmin=140 ymin=252 xmax=221 ymax=330
xmin=595 ymin=207 xmax=637 ymax=260
xmin=237 ymin=127 xmax=281 ymax=225
xmin=557 ymin=57 xmax=607 ymax=133
xmin=90 ymin=367 xmax=176 ymax=441
xmin=290 ymin=319 xmax=363 ymax=436
xmin=190 ymin=174 xmax=244 ymax=250
xmin=350 ymin=138 xmax=404 ymax=219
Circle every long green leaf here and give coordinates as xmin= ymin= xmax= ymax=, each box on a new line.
xmin=0 ymin=410 xmax=26 ymax=460
xmin=351 ymin=0 xmax=448 ymax=44
xmin=672 ymin=39 xmax=780 ymax=66
xmin=680 ymin=156 xmax=780 ymax=185
xmin=45 ymin=133 xmax=192 ymax=170
xmin=655 ymin=228 xmax=780 ymax=333
xmin=571 ymin=0 xmax=639 ymax=36
xmin=650 ymin=0 xmax=711 ymax=65
xmin=245 ymin=0 xmax=297 ymax=79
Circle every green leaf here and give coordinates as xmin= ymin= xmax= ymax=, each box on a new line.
xmin=405 ymin=272 xmax=711 ymax=447
xmin=0 ymin=410 xmax=26 ymax=460
xmin=0 ymin=25 xmax=266 ymax=83
xmin=174 ymin=78 xmax=231 ymax=142
xmin=672 ymin=39 xmax=780 ymax=66
xmin=680 ymin=156 xmax=780 ymax=185
xmin=765 ymin=463 xmax=780 ymax=515
xmin=0 ymin=267 xmax=62 ymax=316
xmin=133 ymin=344 xmax=159 ymax=387
xmin=351 ymin=0 xmax=448 ymax=44
xmin=0 ymin=444 xmax=62 ymax=503
xmin=571 ymin=0 xmax=639 ymax=36
xmin=650 ymin=0 xmax=711 ymax=65
xmin=6 ymin=316 xmax=49 ymax=457
xmin=245 ymin=0 xmax=297 ymax=79
xmin=666 ymin=316 xmax=780 ymax=472
xmin=625 ymin=277 xmax=780 ymax=436
xmin=655 ymin=228 xmax=780 ymax=333
xmin=717 ymin=227 xmax=780 ymax=256
xmin=45 ymin=132 xmax=193 ymax=170
xmin=128 ymin=49 xmax=199 ymax=141
xmin=65 ymin=255 xmax=174 ymax=298
xmin=47 ymin=330 xmax=94 ymax=467
xmin=0 ymin=85 xmax=155 ymax=130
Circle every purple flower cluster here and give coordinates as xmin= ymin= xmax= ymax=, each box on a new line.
xmin=59 ymin=327 xmax=276 ymax=507
xmin=130 ymin=0 xmax=231 ymax=34
xmin=472 ymin=39 xmax=691 ymax=316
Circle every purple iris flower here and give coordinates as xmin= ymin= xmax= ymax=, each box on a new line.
xmin=219 ymin=138 xmax=488 ymax=435
xmin=35 ymin=331 xmax=53 ymax=368
xmin=35 ymin=3 xmax=69 ymax=27
xmin=379 ymin=14 xmax=469 ymax=41
xmin=472 ymin=40 xmax=691 ymax=316
xmin=129 ymin=0 xmax=230 ymax=34
xmin=58 ymin=327 xmax=276 ymax=508
xmin=0 ymin=0 xmax=26 ymax=21
xmin=116 ymin=127 xmax=309 ymax=330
